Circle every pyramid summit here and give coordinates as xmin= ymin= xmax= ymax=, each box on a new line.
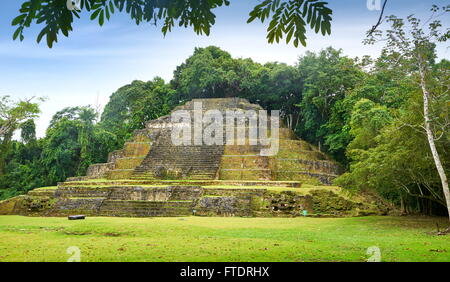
xmin=0 ymin=98 xmax=391 ymax=218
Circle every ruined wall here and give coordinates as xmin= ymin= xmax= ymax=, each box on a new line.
xmin=0 ymin=185 xmax=392 ymax=217
xmin=86 ymin=163 xmax=114 ymax=178
xmin=77 ymin=129 xmax=155 ymax=181
xmin=219 ymin=130 xmax=341 ymax=184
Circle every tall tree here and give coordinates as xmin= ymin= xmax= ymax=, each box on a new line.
xmin=0 ymin=96 xmax=41 ymax=175
xmin=42 ymin=105 xmax=117 ymax=183
xmin=365 ymin=5 xmax=450 ymax=229
xmin=101 ymin=77 xmax=174 ymax=143
xmin=20 ymin=119 xmax=37 ymax=144
xmin=296 ymin=47 xmax=364 ymax=158
xmin=171 ymin=46 xmax=302 ymax=127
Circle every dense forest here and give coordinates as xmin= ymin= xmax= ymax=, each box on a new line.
xmin=1 ymin=14 xmax=449 ymax=217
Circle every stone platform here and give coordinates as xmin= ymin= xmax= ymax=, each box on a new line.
xmin=0 ymin=98 xmax=392 ymax=218
xmin=0 ymin=180 xmax=391 ymax=217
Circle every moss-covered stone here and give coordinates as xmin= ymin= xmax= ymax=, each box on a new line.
xmin=0 ymin=183 xmax=394 ymax=217
xmin=0 ymin=196 xmax=24 ymax=215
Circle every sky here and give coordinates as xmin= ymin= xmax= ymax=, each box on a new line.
xmin=0 ymin=0 xmax=449 ymax=138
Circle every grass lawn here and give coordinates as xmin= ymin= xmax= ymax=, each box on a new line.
xmin=0 ymin=215 xmax=448 ymax=262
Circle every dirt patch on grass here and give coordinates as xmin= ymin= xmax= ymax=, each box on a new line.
xmin=103 ymin=232 xmax=122 ymax=237
xmin=63 ymin=231 xmax=92 ymax=236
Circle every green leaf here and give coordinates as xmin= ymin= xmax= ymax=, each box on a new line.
xmin=299 ymin=35 xmax=307 ymax=46
xmin=99 ymin=10 xmax=105 ymax=26
xmin=46 ymin=31 xmax=53 ymax=48
xmin=12 ymin=14 xmax=26 ymax=26
xmin=247 ymin=15 xmax=257 ymax=23
xmin=36 ymin=27 xmax=48 ymax=43
xmin=286 ymin=27 xmax=294 ymax=43
xmin=13 ymin=27 xmax=22 ymax=40
xmin=105 ymin=6 xmax=110 ymax=20
xmin=109 ymin=1 xmax=115 ymax=13
xmin=90 ymin=9 xmax=102 ymax=20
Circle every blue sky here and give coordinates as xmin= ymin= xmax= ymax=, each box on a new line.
xmin=1 ymin=0 xmax=449 ymax=138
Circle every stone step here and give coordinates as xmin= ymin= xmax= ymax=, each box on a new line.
xmin=59 ymin=180 xmax=301 ymax=187
xmin=98 ymin=200 xmax=193 ymax=217
xmin=134 ymin=163 xmax=220 ymax=167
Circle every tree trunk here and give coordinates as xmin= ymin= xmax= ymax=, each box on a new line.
xmin=419 ymin=67 xmax=450 ymax=227
xmin=400 ymin=194 xmax=405 ymax=215
xmin=0 ymin=154 xmax=5 ymax=176
xmin=0 ymin=131 xmax=13 ymax=176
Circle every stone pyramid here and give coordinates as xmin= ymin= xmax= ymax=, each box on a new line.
xmin=1 ymin=98 xmax=390 ymax=218
xmin=82 ymin=98 xmax=341 ymax=185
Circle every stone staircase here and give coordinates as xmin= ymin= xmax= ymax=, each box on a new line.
xmin=132 ymin=130 xmax=224 ymax=180
xmin=49 ymin=185 xmax=200 ymax=217
xmin=98 ymin=200 xmax=193 ymax=217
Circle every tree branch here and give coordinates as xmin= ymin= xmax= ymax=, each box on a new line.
xmin=368 ymin=0 xmax=389 ymax=36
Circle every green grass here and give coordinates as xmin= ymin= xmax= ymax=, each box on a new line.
xmin=0 ymin=215 xmax=448 ymax=262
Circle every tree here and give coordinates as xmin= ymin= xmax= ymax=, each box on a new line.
xmin=336 ymin=85 xmax=449 ymax=217
xmin=347 ymin=99 xmax=391 ymax=150
xmin=101 ymin=77 xmax=174 ymax=143
xmin=11 ymin=0 xmax=332 ymax=48
xmin=366 ymin=5 xmax=450 ymax=229
xmin=249 ymin=62 xmax=302 ymax=129
xmin=171 ymin=46 xmax=240 ymax=100
xmin=296 ymin=47 xmax=364 ymax=158
xmin=41 ymin=105 xmax=118 ymax=183
xmin=171 ymin=46 xmax=302 ymax=127
xmin=77 ymin=107 xmax=98 ymax=174
xmin=0 ymin=96 xmax=42 ymax=175
xmin=20 ymin=119 xmax=37 ymax=144
xmin=322 ymin=51 xmax=416 ymax=165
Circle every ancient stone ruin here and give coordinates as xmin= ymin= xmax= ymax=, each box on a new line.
xmin=0 ymin=98 xmax=391 ymax=217
xmin=82 ymin=98 xmax=341 ymax=183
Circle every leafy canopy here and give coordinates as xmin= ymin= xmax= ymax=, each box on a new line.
xmin=12 ymin=0 xmax=332 ymax=48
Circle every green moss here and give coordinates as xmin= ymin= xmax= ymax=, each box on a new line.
xmin=11 ymin=196 xmax=57 ymax=215
xmin=0 ymin=196 xmax=24 ymax=215
xmin=106 ymin=169 xmax=134 ymax=180
xmin=123 ymin=142 xmax=151 ymax=157
xmin=114 ymin=157 xmax=145 ymax=170
xmin=219 ymin=169 xmax=272 ymax=180
xmin=34 ymin=186 xmax=58 ymax=191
